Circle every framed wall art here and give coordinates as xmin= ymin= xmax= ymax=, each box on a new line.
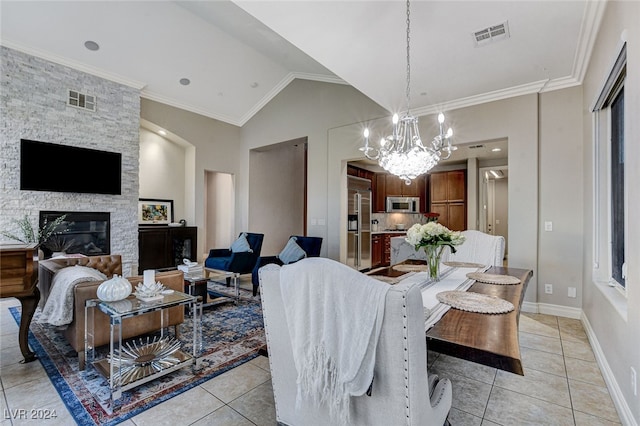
xmin=138 ymin=199 xmax=174 ymax=225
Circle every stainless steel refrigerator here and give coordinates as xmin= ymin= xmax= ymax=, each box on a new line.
xmin=347 ymin=176 xmax=372 ymax=271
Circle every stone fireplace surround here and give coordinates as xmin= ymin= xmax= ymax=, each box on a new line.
xmin=0 ymin=47 xmax=141 ymax=276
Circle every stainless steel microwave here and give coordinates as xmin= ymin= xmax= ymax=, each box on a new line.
xmin=386 ymin=197 xmax=420 ymax=213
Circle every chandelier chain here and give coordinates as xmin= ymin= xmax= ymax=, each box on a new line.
xmin=360 ymin=0 xmax=455 ymax=185
xmin=405 ymin=0 xmax=411 ymax=113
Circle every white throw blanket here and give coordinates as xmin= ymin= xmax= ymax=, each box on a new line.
xmin=39 ymin=265 xmax=107 ymax=327
xmin=280 ymin=258 xmax=389 ymax=424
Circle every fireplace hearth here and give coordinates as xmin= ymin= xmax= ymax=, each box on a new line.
xmin=39 ymin=211 xmax=110 ymax=258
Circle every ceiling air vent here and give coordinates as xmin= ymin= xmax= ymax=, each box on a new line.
xmin=67 ymin=89 xmax=96 ymax=112
xmin=473 ymin=21 xmax=510 ymax=47
xmin=468 ymin=144 xmax=485 ymax=149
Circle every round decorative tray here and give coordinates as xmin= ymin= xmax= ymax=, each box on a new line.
xmin=443 ymin=261 xmax=486 ymax=268
xmin=466 ymin=272 xmax=520 ymax=285
xmin=392 ymin=264 xmax=427 ymax=272
xmin=436 ymin=291 xmax=514 ymax=314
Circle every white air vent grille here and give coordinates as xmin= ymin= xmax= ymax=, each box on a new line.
xmin=473 ymin=21 xmax=510 ymax=46
xmin=67 ymin=90 xmax=96 ymax=112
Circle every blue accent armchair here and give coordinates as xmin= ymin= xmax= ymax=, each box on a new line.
xmin=204 ymin=233 xmax=264 ymax=298
xmin=251 ymin=235 xmax=322 ymax=296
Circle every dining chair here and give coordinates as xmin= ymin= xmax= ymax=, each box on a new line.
xmin=258 ymin=258 xmax=452 ymax=425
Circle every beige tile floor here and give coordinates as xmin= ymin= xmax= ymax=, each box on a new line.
xmin=1 ymin=296 xmax=621 ymax=425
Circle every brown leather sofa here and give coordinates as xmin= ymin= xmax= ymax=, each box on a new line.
xmin=38 ymin=255 xmax=185 ymax=369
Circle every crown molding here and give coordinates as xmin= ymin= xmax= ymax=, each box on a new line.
xmin=0 ymin=39 xmax=147 ymax=90
xmin=140 ymin=91 xmax=242 ymax=127
xmin=572 ymin=0 xmax=608 ymax=84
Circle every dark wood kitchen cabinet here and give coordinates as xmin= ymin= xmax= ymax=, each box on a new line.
xmin=429 ymin=170 xmax=466 ymax=231
xmin=138 ymin=226 xmax=197 ymax=273
xmin=371 ymin=234 xmax=383 ymax=268
xmin=373 ymin=173 xmax=426 ymax=212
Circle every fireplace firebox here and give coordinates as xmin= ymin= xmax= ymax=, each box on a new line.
xmin=39 ymin=211 xmax=110 ymax=258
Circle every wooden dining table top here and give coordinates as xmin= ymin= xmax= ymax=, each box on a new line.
xmin=370 ymin=261 xmax=532 ymax=375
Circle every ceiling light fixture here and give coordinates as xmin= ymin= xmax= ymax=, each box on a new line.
xmin=492 ymin=147 xmax=502 ymax=152
xmin=361 ymin=0 xmax=455 ymax=185
xmin=84 ymin=41 xmax=99 ymax=51
xmin=158 ymin=130 xmax=167 ymax=136
xmin=179 ymin=78 xmax=191 ymax=86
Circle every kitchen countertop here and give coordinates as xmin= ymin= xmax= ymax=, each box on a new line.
xmin=372 ymin=230 xmax=407 ymax=235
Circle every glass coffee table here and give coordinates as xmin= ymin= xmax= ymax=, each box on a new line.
xmin=85 ymin=291 xmax=202 ymax=405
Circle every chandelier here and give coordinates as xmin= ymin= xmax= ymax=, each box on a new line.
xmin=360 ymin=0 xmax=455 ymax=185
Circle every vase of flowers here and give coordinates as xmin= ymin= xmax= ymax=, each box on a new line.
xmin=405 ymin=222 xmax=466 ymax=280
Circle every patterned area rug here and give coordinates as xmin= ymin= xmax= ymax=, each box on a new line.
xmin=9 ymin=290 xmax=265 ymax=426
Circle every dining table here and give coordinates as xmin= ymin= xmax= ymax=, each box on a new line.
xmin=369 ymin=260 xmax=532 ymax=375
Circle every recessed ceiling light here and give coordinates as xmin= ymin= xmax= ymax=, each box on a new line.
xmin=492 ymin=148 xmax=502 ymax=152
xmin=158 ymin=130 xmax=167 ymax=136
xmin=84 ymin=40 xmax=100 ymax=51
xmin=179 ymin=78 xmax=191 ymax=86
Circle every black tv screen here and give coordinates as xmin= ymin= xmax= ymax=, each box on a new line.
xmin=20 ymin=139 xmax=122 ymax=195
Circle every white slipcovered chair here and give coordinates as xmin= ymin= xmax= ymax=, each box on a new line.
xmin=442 ymin=230 xmax=505 ymax=266
xmin=259 ymin=258 xmax=452 ymax=426
xmin=391 ymin=230 xmax=505 ymax=267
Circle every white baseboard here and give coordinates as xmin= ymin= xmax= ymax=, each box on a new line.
xmin=581 ymin=314 xmax=637 ymax=426
xmin=520 ymin=301 xmax=582 ymax=319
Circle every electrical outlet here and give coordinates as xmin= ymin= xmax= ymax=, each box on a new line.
xmin=544 ymin=221 xmax=553 ymax=232
xmin=568 ymin=287 xmax=577 ymax=298
xmin=544 ymin=284 xmax=553 ymax=294
xmin=632 ymin=367 xmax=637 ymax=396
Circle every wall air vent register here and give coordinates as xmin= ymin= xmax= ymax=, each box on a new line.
xmin=67 ymin=89 xmax=96 ymax=111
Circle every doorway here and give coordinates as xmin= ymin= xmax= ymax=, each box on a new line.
xmin=479 ymin=166 xmax=508 ymax=256
xmin=249 ymin=137 xmax=307 ymax=255
xmin=204 ymin=171 xmax=234 ymax=261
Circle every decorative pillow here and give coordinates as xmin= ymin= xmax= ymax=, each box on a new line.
xmin=230 ymin=232 xmax=253 ymax=253
xmin=278 ymin=237 xmax=307 ymax=265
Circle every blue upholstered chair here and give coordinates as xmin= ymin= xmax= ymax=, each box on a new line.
xmin=204 ymin=232 xmax=264 ymax=298
xmin=251 ymin=235 xmax=323 ymax=296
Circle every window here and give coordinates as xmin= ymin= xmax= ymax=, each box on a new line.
xmin=593 ymin=43 xmax=626 ymax=289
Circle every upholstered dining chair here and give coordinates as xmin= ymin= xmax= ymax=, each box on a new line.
xmin=204 ymin=232 xmax=264 ymax=295
xmin=442 ymin=229 xmax=505 ymax=266
xmin=258 ymin=258 xmax=452 ymax=426
xmin=250 ymin=235 xmax=322 ymax=296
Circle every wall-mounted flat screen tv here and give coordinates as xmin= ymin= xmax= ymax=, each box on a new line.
xmin=20 ymin=139 xmax=122 ymax=195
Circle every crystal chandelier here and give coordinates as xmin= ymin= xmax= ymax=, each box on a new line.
xmin=361 ymin=0 xmax=455 ymax=185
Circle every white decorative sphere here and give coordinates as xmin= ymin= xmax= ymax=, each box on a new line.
xmin=97 ymin=275 xmax=132 ymax=302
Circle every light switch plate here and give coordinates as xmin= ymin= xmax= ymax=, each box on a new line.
xmin=544 ymin=221 xmax=553 ymax=231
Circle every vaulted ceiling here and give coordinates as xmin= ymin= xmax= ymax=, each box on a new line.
xmin=1 ymin=1 xmax=604 ymax=127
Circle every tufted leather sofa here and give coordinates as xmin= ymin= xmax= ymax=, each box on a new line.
xmin=38 ymin=255 xmax=185 ymax=369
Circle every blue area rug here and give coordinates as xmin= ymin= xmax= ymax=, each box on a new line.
xmin=9 ymin=290 xmax=265 ymax=425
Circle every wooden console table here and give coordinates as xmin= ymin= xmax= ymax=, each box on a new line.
xmin=0 ymin=244 xmax=40 ymax=363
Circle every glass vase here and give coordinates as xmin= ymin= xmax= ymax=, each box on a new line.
xmin=423 ymin=245 xmax=444 ymax=281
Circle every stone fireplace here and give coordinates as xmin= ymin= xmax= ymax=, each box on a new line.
xmin=39 ymin=211 xmax=110 ymax=259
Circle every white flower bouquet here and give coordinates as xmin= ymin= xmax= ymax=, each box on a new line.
xmin=405 ymin=222 xmax=465 ymax=280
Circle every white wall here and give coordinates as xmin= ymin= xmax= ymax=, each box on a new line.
xmin=140 ymin=99 xmax=241 ymax=259
xmin=581 ymin=1 xmax=640 ymax=423
xmin=139 ymin=128 xmax=186 ymax=222
xmin=538 ymin=86 xmax=584 ymax=311
xmin=240 ymin=79 xmax=390 ymax=256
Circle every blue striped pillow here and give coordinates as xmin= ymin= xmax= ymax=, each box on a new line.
xmin=230 ymin=233 xmax=253 ymax=253
xmin=278 ymin=237 xmax=306 ymax=264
